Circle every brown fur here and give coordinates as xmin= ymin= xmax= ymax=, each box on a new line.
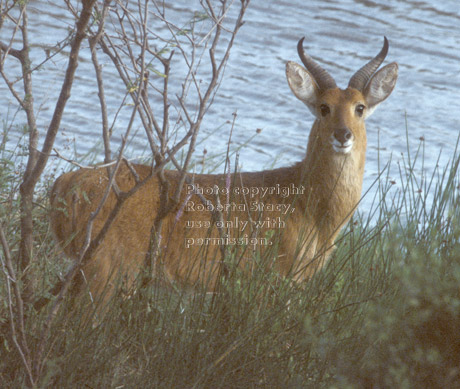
xmin=50 ymin=44 xmax=398 ymax=299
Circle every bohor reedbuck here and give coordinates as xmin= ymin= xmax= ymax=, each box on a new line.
xmin=50 ymin=37 xmax=398 ymax=300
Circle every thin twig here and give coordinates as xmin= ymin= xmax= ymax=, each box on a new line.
xmin=52 ymin=147 xmax=138 ymax=170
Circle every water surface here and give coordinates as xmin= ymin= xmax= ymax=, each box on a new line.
xmin=1 ymin=0 xmax=459 ymax=213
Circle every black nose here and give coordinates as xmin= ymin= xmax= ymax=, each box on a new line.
xmin=334 ymin=128 xmax=352 ymax=145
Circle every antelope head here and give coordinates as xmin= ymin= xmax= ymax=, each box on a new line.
xmin=286 ymin=37 xmax=398 ymax=156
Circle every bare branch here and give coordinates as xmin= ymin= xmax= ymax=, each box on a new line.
xmin=23 ymin=0 xmax=98 ymax=192
xmin=170 ymin=0 xmax=249 ymax=209
xmin=89 ymin=1 xmax=112 ymax=163
xmin=0 ymin=3 xmax=25 ymax=65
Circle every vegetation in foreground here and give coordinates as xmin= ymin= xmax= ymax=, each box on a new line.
xmin=2 ymin=134 xmax=460 ymax=388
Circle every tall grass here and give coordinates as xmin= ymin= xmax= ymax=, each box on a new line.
xmin=1 ymin=134 xmax=460 ymax=387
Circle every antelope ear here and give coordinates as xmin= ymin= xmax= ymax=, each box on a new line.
xmin=286 ymin=61 xmax=319 ymax=116
xmin=363 ymin=62 xmax=398 ymax=118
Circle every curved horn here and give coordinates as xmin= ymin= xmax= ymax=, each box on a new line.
xmin=348 ymin=36 xmax=389 ymax=91
xmin=297 ymin=37 xmax=337 ymax=91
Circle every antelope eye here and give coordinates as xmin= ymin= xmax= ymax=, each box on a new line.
xmin=320 ymin=104 xmax=330 ymax=117
xmin=355 ymin=104 xmax=366 ymax=117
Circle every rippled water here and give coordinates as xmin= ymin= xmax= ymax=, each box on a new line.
xmin=1 ymin=0 xmax=460 ymax=213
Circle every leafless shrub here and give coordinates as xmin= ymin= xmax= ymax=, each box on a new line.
xmin=0 ymin=0 xmax=250 ymax=385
